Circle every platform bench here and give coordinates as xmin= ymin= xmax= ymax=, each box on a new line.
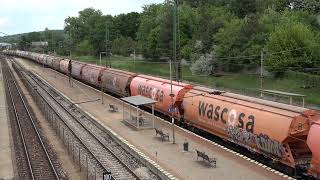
xmin=196 ymin=149 xmax=216 ymax=168
xmin=109 ymin=104 xmax=118 ymax=112
xmin=155 ymin=128 xmax=169 ymax=141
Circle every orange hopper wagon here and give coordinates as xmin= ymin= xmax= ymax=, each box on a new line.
xmin=130 ymin=75 xmax=192 ymax=116
xmin=307 ymin=122 xmax=320 ymax=178
xmin=183 ymin=86 xmax=320 ymax=169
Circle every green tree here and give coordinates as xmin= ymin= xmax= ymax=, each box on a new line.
xmin=76 ymin=40 xmax=93 ymax=55
xmin=215 ymin=15 xmax=266 ymax=72
xmin=17 ymin=35 xmax=31 ymax=50
xmin=137 ymin=4 xmax=163 ymax=59
xmin=288 ymin=0 xmax=320 ymax=13
xmin=266 ymin=22 xmax=320 ymax=76
xmin=113 ymin=12 xmax=141 ymax=40
xmin=194 ymin=6 xmax=235 ymax=53
xmin=178 ymin=3 xmax=197 ymax=60
xmin=64 ymin=8 xmax=105 ymax=55
xmin=229 ymin=0 xmax=258 ymax=17
xmin=112 ymin=36 xmax=135 ymax=56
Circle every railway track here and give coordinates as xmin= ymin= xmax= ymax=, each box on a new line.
xmin=11 ymin=59 xmax=158 ymax=180
xmin=1 ymin=60 xmax=60 ymax=180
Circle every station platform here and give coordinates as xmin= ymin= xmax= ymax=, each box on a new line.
xmin=0 ymin=61 xmax=14 ymax=180
xmin=17 ymin=58 xmax=287 ymax=180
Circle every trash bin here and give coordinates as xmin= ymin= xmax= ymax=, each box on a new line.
xmin=183 ymin=141 xmax=189 ymax=152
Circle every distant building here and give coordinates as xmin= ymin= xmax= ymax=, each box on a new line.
xmin=31 ymin=41 xmax=48 ymax=47
xmin=0 ymin=43 xmax=12 ymax=49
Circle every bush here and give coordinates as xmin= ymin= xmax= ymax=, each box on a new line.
xmin=190 ymin=53 xmax=216 ymax=75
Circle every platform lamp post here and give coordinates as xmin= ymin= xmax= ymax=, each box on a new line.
xmin=170 ymin=58 xmax=175 ymax=144
xmin=170 ymin=0 xmax=179 ymax=144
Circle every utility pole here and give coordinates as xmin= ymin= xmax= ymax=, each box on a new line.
xmin=133 ymin=48 xmax=136 ymax=72
xmin=173 ymin=0 xmax=177 ymax=81
xmin=173 ymin=0 xmax=181 ymax=81
xmin=176 ymin=0 xmax=181 ymax=81
xmin=69 ymin=27 xmax=72 ymax=58
xmin=106 ymin=21 xmax=108 ymax=67
xmin=171 ymin=0 xmax=179 ymax=144
xmin=260 ymin=51 xmax=264 ymax=97
xmin=106 ymin=21 xmax=111 ymax=68
xmin=51 ymin=30 xmax=55 ymax=55
xmin=170 ymin=57 xmax=175 ymax=144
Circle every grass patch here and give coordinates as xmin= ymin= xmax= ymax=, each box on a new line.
xmin=72 ymin=55 xmax=320 ymax=107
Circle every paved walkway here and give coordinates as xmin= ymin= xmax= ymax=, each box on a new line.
xmin=0 ymin=61 xmax=14 ymax=180
xmin=18 ymin=58 xmax=286 ymax=180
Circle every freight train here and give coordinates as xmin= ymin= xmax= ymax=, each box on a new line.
xmin=3 ymin=50 xmax=320 ymax=179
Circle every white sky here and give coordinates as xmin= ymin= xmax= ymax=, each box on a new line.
xmin=0 ymin=0 xmax=163 ymax=36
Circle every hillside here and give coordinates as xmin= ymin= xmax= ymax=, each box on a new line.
xmin=0 ymin=30 xmax=64 ymax=43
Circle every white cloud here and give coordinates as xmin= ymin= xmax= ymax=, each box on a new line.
xmin=0 ymin=16 xmax=9 ymax=27
xmin=0 ymin=0 xmax=163 ymax=34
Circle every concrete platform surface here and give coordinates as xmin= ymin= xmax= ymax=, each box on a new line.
xmin=18 ymin=58 xmax=286 ymax=180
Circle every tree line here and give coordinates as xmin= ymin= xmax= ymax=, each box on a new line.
xmin=12 ymin=0 xmax=320 ymax=76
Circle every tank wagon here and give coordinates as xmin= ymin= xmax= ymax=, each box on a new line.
xmin=3 ymin=50 xmax=320 ymax=179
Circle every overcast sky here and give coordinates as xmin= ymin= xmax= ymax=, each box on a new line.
xmin=0 ymin=0 xmax=163 ymax=36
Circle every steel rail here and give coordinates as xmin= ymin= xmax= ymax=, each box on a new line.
xmin=11 ymin=60 xmax=115 ymax=179
xmin=27 ymin=65 xmax=141 ymax=180
xmin=12 ymin=60 xmax=139 ymax=180
xmin=3 ymin=62 xmax=34 ymax=180
xmin=2 ymin=60 xmax=59 ymax=180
